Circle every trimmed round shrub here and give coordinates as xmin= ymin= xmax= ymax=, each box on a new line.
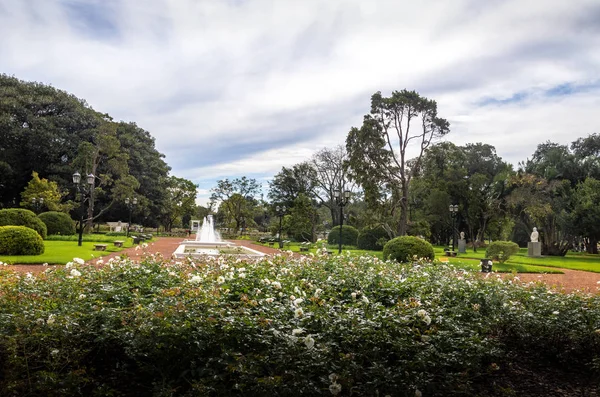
xmin=0 ymin=208 xmax=47 ymax=239
xmin=485 ymin=240 xmax=520 ymax=263
xmin=327 ymin=225 xmax=359 ymax=246
xmin=383 ymin=236 xmax=435 ymax=263
xmin=357 ymin=225 xmax=390 ymax=251
xmin=38 ymin=211 xmax=75 ymax=236
xmin=0 ymin=226 xmax=45 ymax=255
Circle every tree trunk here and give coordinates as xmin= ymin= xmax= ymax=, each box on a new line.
xmin=586 ymin=237 xmax=598 ymax=254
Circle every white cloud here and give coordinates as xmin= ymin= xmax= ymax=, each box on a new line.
xmin=1 ymin=0 xmax=599 ymax=194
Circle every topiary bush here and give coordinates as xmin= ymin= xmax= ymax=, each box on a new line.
xmin=0 ymin=208 xmax=47 ymax=239
xmin=38 ymin=211 xmax=75 ymax=236
xmin=327 ymin=225 xmax=359 ymax=246
xmin=383 ymin=236 xmax=435 ymax=263
xmin=357 ymin=225 xmax=390 ymax=251
xmin=0 ymin=226 xmax=45 ymax=255
xmin=485 ymin=240 xmax=520 ymax=263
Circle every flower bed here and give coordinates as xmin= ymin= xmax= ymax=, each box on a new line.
xmin=0 ymin=253 xmax=599 ymax=395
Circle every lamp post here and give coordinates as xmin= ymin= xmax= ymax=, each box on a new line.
xmin=449 ymin=204 xmax=459 ymax=252
xmin=275 ymin=205 xmax=286 ymax=248
xmin=73 ymin=171 xmax=95 ymax=246
xmin=31 ymin=197 xmax=44 ymax=214
xmin=125 ymin=197 xmax=137 ymax=237
xmin=334 ymin=189 xmax=351 ymax=254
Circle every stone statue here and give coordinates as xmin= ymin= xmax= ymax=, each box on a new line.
xmin=530 ymin=227 xmax=539 ymax=243
xmin=460 ymin=231 xmax=465 ymax=240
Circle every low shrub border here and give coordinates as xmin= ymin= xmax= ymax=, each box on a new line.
xmin=0 ymin=254 xmax=598 ymax=395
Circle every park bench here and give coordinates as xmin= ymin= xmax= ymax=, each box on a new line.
xmin=268 ymin=241 xmax=275 ymax=246
xmin=444 ymin=250 xmax=457 ymax=257
xmin=94 ymin=244 xmax=108 ymax=251
xmin=113 ymin=240 xmax=124 ymax=247
xmin=132 ymin=236 xmax=142 ymax=244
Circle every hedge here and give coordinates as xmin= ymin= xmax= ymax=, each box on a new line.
xmin=38 ymin=211 xmax=75 ymax=236
xmin=383 ymin=235 xmax=435 ymax=263
xmin=0 ymin=225 xmax=45 ymax=255
xmin=357 ymin=225 xmax=390 ymax=251
xmin=0 ymin=208 xmax=47 ymax=239
xmin=485 ymin=240 xmax=520 ymax=263
xmin=327 ymin=225 xmax=359 ymax=246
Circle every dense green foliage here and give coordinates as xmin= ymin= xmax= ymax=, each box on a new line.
xmin=0 ymin=74 xmax=174 ymax=229
xmin=0 ymin=208 xmax=47 ymax=239
xmin=38 ymin=211 xmax=75 ymax=236
xmin=486 ymin=240 xmax=520 ymax=263
xmin=0 ymin=255 xmax=598 ymax=395
xmin=383 ymin=235 xmax=435 ymax=262
xmin=327 ymin=225 xmax=359 ymax=246
xmin=0 ymin=225 xmax=44 ymax=255
xmin=357 ymin=225 xmax=389 ymax=250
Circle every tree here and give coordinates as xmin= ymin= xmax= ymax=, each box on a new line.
xmin=268 ymin=162 xmax=318 ymax=209
xmin=20 ymin=171 xmax=70 ymax=212
xmin=210 ymin=177 xmax=261 ymax=233
xmin=346 ymin=90 xmax=449 ymax=235
xmin=159 ymin=176 xmax=198 ymax=232
xmin=506 ymin=173 xmax=574 ymax=256
xmin=311 ymin=145 xmax=354 ymax=226
xmin=288 ymin=193 xmax=318 ymax=242
xmin=572 ymin=177 xmax=600 ymax=254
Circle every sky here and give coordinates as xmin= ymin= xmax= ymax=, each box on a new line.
xmin=1 ymin=0 xmax=599 ymax=205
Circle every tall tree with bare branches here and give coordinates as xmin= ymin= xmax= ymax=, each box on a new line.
xmin=346 ymin=90 xmax=449 ymax=235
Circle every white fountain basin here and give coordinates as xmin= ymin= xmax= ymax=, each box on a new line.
xmin=173 ymin=241 xmax=265 ymax=259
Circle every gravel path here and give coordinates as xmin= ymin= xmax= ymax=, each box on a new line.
xmin=3 ymin=237 xmax=600 ymax=293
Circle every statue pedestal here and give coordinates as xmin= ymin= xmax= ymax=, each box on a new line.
xmin=458 ymin=239 xmax=467 ymax=253
xmin=528 ymin=242 xmax=541 ymax=257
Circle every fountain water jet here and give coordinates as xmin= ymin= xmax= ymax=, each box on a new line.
xmin=173 ymin=215 xmax=264 ymax=258
xmin=195 ymin=215 xmax=221 ymax=242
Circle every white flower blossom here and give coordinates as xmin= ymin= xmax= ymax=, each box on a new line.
xmin=238 ymin=272 xmax=246 ymax=279
xmin=415 ymin=390 xmax=422 ymax=397
xmin=314 ymin=288 xmax=323 ymax=297
xmin=304 ymin=335 xmax=315 ymax=349
xmin=265 ymin=297 xmax=275 ymax=304
xmin=78 ymin=294 xmax=86 ymax=299
xmin=329 ymin=382 xmax=342 ymax=395
xmin=65 ymin=262 xmax=73 ymax=269
xmin=294 ymin=298 xmax=304 ymax=306
xmin=351 ymin=292 xmax=357 ymax=300
xmin=70 ymin=269 xmax=82 ymax=277
xmin=47 ymin=314 xmax=56 ymax=325
xmin=292 ymin=328 xmax=304 ymax=336
xmin=73 ymin=257 xmax=85 ymax=265
xmin=272 ymin=281 xmax=282 ymax=289
xmin=294 ymin=307 xmax=304 ymax=318
xmin=217 ymin=276 xmax=225 ymax=284
xmin=189 ymin=275 xmax=202 ymax=284
xmin=362 ymin=295 xmax=369 ymax=304
xmin=51 ymin=349 xmax=59 ymax=356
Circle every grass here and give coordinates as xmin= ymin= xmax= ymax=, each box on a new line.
xmin=253 ymin=241 xmax=566 ymax=273
xmin=0 ymin=237 xmax=136 ymax=265
xmin=439 ymin=247 xmax=600 ymax=273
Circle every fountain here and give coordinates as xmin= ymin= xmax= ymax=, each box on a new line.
xmin=173 ymin=215 xmax=264 ymax=258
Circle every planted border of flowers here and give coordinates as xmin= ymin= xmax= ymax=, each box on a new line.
xmin=0 ymin=251 xmax=599 ymax=396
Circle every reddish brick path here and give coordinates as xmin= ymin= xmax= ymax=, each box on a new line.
xmin=3 ymin=237 xmax=600 ymax=293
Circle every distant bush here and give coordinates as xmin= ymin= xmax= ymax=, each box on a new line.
xmin=485 ymin=241 xmax=520 ymax=263
xmin=357 ymin=225 xmax=390 ymax=251
xmin=383 ymin=236 xmax=435 ymax=263
xmin=38 ymin=211 xmax=75 ymax=236
xmin=0 ymin=208 xmax=47 ymax=239
xmin=0 ymin=226 xmax=45 ymax=255
xmin=327 ymin=225 xmax=359 ymax=246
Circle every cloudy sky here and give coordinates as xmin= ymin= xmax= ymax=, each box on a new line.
xmin=1 ymin=0 xmax=599 ymax=204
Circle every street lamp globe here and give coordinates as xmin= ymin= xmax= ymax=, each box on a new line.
xmin=72 ymin=171 xmax=81 ymax=184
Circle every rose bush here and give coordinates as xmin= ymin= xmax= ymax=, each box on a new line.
xmin=0 ymin=252 xmax=598 ymax=396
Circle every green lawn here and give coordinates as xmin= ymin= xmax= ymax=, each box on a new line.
xmin=0 ymin=238 xmax=136 ymax=265
xmin=438 ymin=247 xmax=600 ymax=273
xmin=253 ymin=241 xmax=565 ymax=273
